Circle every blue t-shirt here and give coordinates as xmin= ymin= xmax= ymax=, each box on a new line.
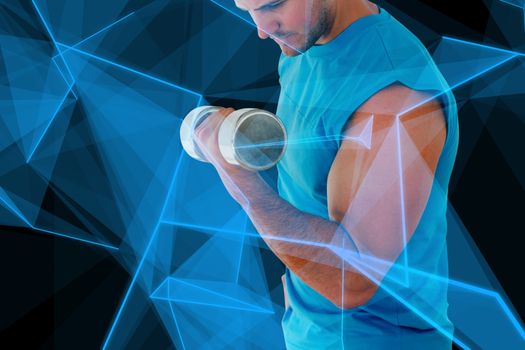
xmin=276 ymin=7 xmax=458 ymax=350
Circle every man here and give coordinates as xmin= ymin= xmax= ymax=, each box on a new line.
xmin=194 ymin=0 xmax=458 ymax=348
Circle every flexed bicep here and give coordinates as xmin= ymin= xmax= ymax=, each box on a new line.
xmin=327 ymin=84 xmax=447 ymax=286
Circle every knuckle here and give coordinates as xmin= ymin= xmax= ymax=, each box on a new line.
xmin=220 ymin=107 xmax=235 ymax=116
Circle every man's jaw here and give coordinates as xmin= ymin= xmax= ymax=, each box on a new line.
xmin=280 ymin=44 xmax=302 ymax=56
xmin=271 ymin=34 xmax=304 ymax=56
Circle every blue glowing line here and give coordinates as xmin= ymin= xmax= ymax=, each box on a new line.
xmin=162 ymin=189 xmax=524 ymax=342
xmin=167 ymin=278 xmax=187 ymax=350
xmin=32 ymin=0 xmax=76 ymax=98
xmin=0 ymin=46 xmax=76 ymax=98
xmin=54 ymin=12 xmax=136 ymax=59
xmin=447 ymin=278 xmax=525 ymax=340
xmin=169 ymin=211 xmax=523 ymax=345
xmin=150 ymin=281 xmax=164 ymax=298
xmin=259 ymin=228 xmax=336 ymax=249
xmin=30 ymin=225 xmax=118 ymax=250
xmin=395 ymin=117 xmax=410 ymax=286
xmin=235 ymin=215 xmax=248 ymax=284
xmin=435 ymin=276 xmax=524 ymax=340
xmin=359 ymin=114 xmax=374 ymax=149
xmin=234 ymin=133 xmax=366 ymax=150
xmin=337 ymin=253 xmax=470 ymax=349
xmin=32 ymin=0 xmax=77 ymax=93
xmin=363 ymin=256 xmax=524 ymax=346
xmin=56 ymin=43 xmax=202 ymax=99
xmin=161 ymin=219 xmax=335 ymax=250
xmin=55 ymin=58 xmax=76 ymax=99
xmin=51 ymin=56 xmax=77 ymax=98
xmin=442 ymin=36 xmax=525 ymax=57
xmin=102 ymin=151 xmax=186 ymax=350
xmin=235 ymin=233 xmax=245 ymax=283
xmin=168 ymin=217 xmax=525 ymax=342
xmin=208 ymin=0 xmax=255 ymax=27
xmin=101 ymin=219 xmax=160 ymax=348
xmin=168 ymin=301 xmax=187 ymax=350
xmin=346 ymin=249 xmax=525 ymax=342
xmin=162 ymin=219 xmax=258 ymax=236
xmin=0 ymin=189 xmax=32 ymax=226
xmin=493 ymin=293 xmax=525 ymax=340
xmin=0 ymin=186 xmax=118 ymax=250
xmin=26 ymin=85 xmax=72 ymax=162
xmin=350 ymin=247 xmax=504 ymax=297
xmin=32 ymin=0 xmax=61 ymax=59
xmin=152 ymin=296 xmax=273 ymax=314
xmin=167 ymin=216 xmax=524 ymax=342
xmin=381 ymin=284 xmax=469 ymax=349
xmin=500 ymin=0 xmax=525 ymax=8
xmin=173 ymin=278 xmax=272 ymax=313
xmin=399 ymin=39 xmax=519 ymax=117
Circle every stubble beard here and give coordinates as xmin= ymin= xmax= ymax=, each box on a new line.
xmin=279 ymin=1 xmax=334 ymax=56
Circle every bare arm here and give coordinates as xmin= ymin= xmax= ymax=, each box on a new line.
xmin=194 ymin=84 xmax=447 ymax=309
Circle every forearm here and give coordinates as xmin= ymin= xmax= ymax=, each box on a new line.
xmin=233 ymin=172 xmax=375 ymax=308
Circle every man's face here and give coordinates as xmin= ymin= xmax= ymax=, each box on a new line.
xmin=234 ymin=0 xmax=333 ymax=56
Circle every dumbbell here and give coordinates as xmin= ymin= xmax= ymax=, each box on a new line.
xmin=180 ymin=106 xmax=287 ymax=171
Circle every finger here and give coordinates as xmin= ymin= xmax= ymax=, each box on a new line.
xmin=217 ymin=107 xmax=235 ymax=118
xmin=193 ymin=107 xmax=235 ymax=150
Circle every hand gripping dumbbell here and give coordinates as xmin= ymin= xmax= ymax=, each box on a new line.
xmin=180 ymin=106 xmax=287 ymax=171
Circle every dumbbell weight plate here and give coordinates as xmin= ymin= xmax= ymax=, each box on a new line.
xmin=218 ymin=108 xmax=287 ymax=171
xmin=180 ymin=105 xmax=221 ymax=162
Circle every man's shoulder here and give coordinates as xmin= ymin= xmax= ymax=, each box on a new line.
xmin=355 ymin=84 xmax=443 ymax=118
xmin=344 ymin=83 xmax=446 ymax=142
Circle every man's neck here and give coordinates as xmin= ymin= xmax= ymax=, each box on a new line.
xmin=316 ymin=0 xmax=379 ymax=45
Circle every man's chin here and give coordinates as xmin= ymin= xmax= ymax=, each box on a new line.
xmin=278 ymin=42 xmax=303 ymax=57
